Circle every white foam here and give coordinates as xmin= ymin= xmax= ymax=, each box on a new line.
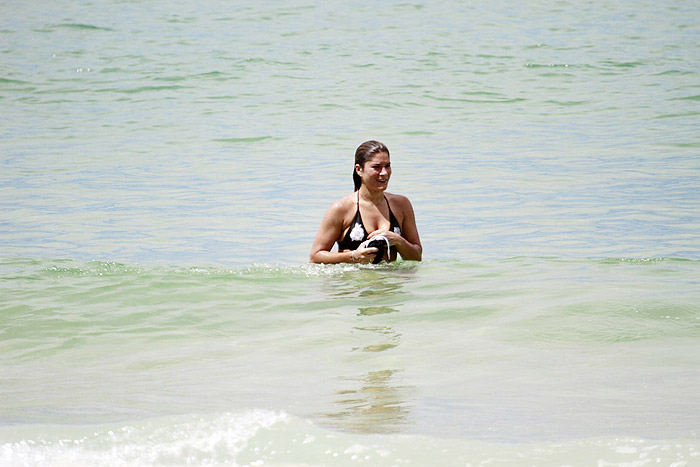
xmin=0 ymin=410 xmax=288 ymax=467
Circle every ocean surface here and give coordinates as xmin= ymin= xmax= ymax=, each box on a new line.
xmin=1 ymin=0 xmax=699 ymax=465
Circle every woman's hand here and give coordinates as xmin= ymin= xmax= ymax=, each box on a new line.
xmin=367 ymin=225 xmax=422 ymax=262
xmin=351 ymin=243 xmax=379 ymax=264
xmin=367 ymin=228 xmax=401 ymax=246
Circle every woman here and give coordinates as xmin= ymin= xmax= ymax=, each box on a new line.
xmin=310 ymin=140 xmax=422 ymax=264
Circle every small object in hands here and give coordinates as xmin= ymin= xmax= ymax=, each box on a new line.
xmin=366 ymin=235 xmax=390 ymax=264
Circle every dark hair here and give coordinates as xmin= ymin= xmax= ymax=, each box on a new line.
xmin=353 ymin=140 xmax=390 ymax=191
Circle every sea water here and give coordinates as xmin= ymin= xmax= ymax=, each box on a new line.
xmin=1 ymin=0 xmax=699 ymax=466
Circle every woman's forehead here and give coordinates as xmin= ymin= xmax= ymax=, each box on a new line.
xmin=367 ymin=151 xmax=390 ymax=162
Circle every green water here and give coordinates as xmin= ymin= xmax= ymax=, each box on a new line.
xmin=2 ymin=258 xmax=699 ymax=441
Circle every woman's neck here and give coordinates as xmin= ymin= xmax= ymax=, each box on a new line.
xmin=358 ymin=185 xmax=385 ymax=205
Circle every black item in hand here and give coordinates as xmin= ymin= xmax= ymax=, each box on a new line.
xmin=366 ymin=236 xmax=389 ymax=264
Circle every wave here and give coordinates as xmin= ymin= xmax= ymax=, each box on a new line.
xmin=47 ymin=23 xmax=114 ymax=31
xmin=4 ymin=256 xmax=697 ymax=342
xmin=2 ymin=255 xmax=698 ymax=275
xmin=0 ymin=410 xmax=696 ymax=467
xmin=0 ymin=256 xmax=427 ymax=281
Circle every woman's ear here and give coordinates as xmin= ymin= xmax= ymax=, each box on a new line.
xmin=354 ymin=163 xmax=362 ymax=175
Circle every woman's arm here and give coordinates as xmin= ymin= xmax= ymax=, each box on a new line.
xmin=309 ymin=201 xmax=378 ymax=264
xmin=396 ymin=196 xmax=422 ymax=260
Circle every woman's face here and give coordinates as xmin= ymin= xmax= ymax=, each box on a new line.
xmin=357 ymin=151 xmax=391 ymax=191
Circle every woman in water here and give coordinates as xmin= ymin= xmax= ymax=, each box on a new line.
xmin=310 ymin=140 xmax=422 ymax=264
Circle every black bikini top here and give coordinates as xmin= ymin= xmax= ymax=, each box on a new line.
xmin=337 ymin=192 xmax=402 ymax=252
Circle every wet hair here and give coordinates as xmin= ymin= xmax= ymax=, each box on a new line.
xmin=353 ymin=140 xmax=390 ymax=191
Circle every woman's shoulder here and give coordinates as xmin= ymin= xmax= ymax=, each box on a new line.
xmin=385 ymin=192 xmax=412 ymax=208
xmin=325 ymin=192 xmax=357 ymax=217
xmin=331 ymin=192 xmax=357 ymax=208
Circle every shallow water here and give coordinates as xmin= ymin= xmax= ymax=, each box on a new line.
xmin=1 ymin=0 xmax=699 ymax=465
xmin=2 ymin=257 xmax=699 ymax=465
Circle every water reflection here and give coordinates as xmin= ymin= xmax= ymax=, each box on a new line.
xmin=318 ymin=266 xmax=417 ymax=434
xmin=319 ymin=262 xmax=418 ymax=299
xmin=324 ymin=369 xmax=411 ymax=434
xmin=357 ymin=302 xmax=402 ymax=352
xmin=358 ymin=305 xmax=400 ymax=316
